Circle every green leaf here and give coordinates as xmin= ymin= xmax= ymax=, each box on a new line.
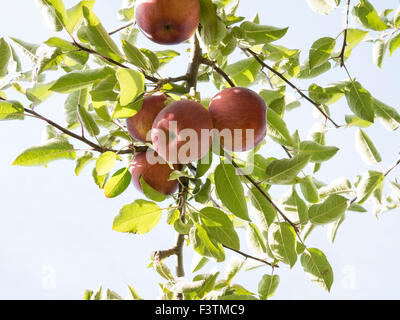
xmin=82 ymin=6 xmax=123 ymax=63
xmin=240 ymin=21 xmax=288 ymax=44
xmin=267 ymin=109 xmax=294 ymax=147
xmin=50 ymin=66 xmax=115 ymax=93
xmin=214 ymin=162 xmax=249 ymax=221
xmin=225 ymin=58 xmax=261 ymax=87
xmin=190 ymin=224 xmax=225 ymax=262
xmin=64 ymin=89 xmax=89 ymax=129
xmin=36 ymin=0 xmax=68 ymax=32
xmin=78 ymin=103 xmax=100 ymax=136
xmin=247 ymin=222 xmax=267 ymax=255
xmin=0 ymin=38 xmax=11 ymax=77
xmin=140 ymin=176 xmax=168 ymax=202
xmin=265 ymin=155 xmax=311 ymax=184
xmin=116 ymin=68 xmax=145 ymax=106
xmin=112 ymin=199 xmax=162 ymax=234
xmin=26 ymin=82 xmax=55 ymax=106
xmin=355 ymin=129 xmax=382 ymax=165
xmin=306 ymin=0 xmax=337 ymax=15
xmin=75 ymin=151 xmax=94 ymax=176
xmin=308 ymin=194 xmax=347 ymax=225
xmin=258 ymin=274 xmax=279 ymax=300
xmin=356 ymin=171 xmax=385 ymax=204
xmin=345 ymin=114 xmax=372 ymax=128
xmin=300 ymin=175 xmax=320 ymax=204
xmin=319 ymin=178 xmax=353 ymax=198
xmin=90 ymin=75 xmax=118 ymax=102
xmin=282 ymin=187 xmax=309 ymax=224
xmin=309 ymin=37 xmax=336 ymax=69
xmin=373 ymin=98 xmax=400 ymax=131
xmin=196 ymin=151 xmax=213 ymax=178
xmin=298 ymin=141 xmax=339 ymax=163
xmin=308 ymin=83 xmax=344 ymax=105
xmin=248 ymin=186 xmax=276 ymax=231
xmin=199 ymin=207 xmax=240 ymax=250
xmin=0 ymin=100 xmax=24 ymax=121
xmin=92 ymin=167 xmax=108 ymax=189
xmin=9 ymin=37 xmax=39 ymax=63
xmin=104 ymin=168 xmax=131 ymax=198
xmin=301 ymin=248 xmax=333 ymax=292
xmin=96 ymin=151 xmax=117 ymax=175
xmin=373 ymin=39 xmax=386 ymax=68
xmin=268 ymin=222 xmax=297 ymax=267
xmin=194 ymin=178 xmax=212 ymax=204
xmin=199 ymin=0 xmax=228 ymax=45
xmin=122 ymin=40 xmax=149 ymax=71
xmin=353 ymin=0 xmax=389 ymax=31
xmin=65 ymin=0 xmax=96 ymax=33
xmin=225 ymin=257 xmax=245 ymax=284
xmin=388 ymin=33 xmax=400 ymax=56
xmin=13 ymin=138 xmax=76 ymax=166
xmin=344 ymin=81 xmax=375 ymax=123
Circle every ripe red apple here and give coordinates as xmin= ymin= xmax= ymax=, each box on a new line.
xmin=130 ymin=151 xmax=180 ymax=195
xmin=135 ymin=0 xmax=200 ymax=45
xmin=209 ymin=87 xmax=267 ymax=152
xmin=151 ymin=100 xmax=213 ymax=164
xmin=126 ymin=92 xmax=167 ymax=143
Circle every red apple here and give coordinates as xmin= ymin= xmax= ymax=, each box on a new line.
xmin=151 ymin=100 xmax=213 ymax=164
xmin=209 ymin=87 xmax=267 ymax=152
xmin=135 ymin=0 xmax=200 ymax=45
xmin=126 ymin=92 xmax=167 ymax=143
xmin=130 ymin=151 xmax=180 ymax=195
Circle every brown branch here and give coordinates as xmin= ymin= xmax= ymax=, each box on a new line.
xmin=108 ymin=21 xmax=135 ymax=36
xmin=384 ymin=157 xmax=400 ymax=177
xmin=185 ymin=34 xmax=202 ymax=92
xmin=22 ymin=107 xmax=146 ymax=155
xmin=243 ymin=48 xmax=342 ymax=129
xmin=222 ymin=245 xmax=277 ymax=268
xmin=201 ymin=57 xmax=235 ymax=88
xmin=336 ymin=0 xmax=351 ymax=67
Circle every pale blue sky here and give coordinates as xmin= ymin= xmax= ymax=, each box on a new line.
xmin=0 ymin=0 xmax=399 ymax=299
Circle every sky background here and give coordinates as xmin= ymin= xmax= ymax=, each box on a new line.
xmin=0 ymin=0 xmax=399 ymax=299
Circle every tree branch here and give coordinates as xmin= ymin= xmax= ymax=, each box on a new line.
xmin=108 ymin=21 xmax=135 ymax=36
xmin=22 ymin=107 xmax=146 ymax=155
xmin=385 ymin=157 xmax=400 ymax=177
xmin=222 ymin=245 xmax=278 ymax=268
xmin=337 ymin=0 xmax=351 ymax=67
xmin=185 ymin=34 xmax=202 ymax=92
xmin=201 ymin=57 xmax=235 ymax=88
xmin=243 ymin=48 xmax=342 ymax=128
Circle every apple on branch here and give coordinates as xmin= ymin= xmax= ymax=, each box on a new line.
xmin=126 ymin=92 xmax=167 ymax=143
xmin=209 ymin=87 xmax=267 ymax=152
xmin=151 ymin=100 xmax=214 ymax=164
xmin=135 ymin=0 xmax=200 ymax=45
xmin=130 ymin=151 xmax=180 ymax=195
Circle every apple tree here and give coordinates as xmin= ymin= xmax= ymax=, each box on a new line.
xmin=1 ymin=0 xmax=400 ymax=300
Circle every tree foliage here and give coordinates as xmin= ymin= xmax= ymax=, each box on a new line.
xmin=1 ymin=0 xmax=400 ymax=300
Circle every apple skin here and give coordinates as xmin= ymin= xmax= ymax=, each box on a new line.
xmin=209 ymin=87 xmax=267 ymax=152
xmin=135 ymin=0 xmax=200 ymax=45
xmin=130 ymin=151 xmax=180 ymax=195
xmin=126 ymin=92 xmax=167 ymax=143
xmin=151 ymin=100 xmax=213 ymax=164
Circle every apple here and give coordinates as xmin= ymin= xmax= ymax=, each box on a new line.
xmin=151 ymin=100 xmax=213 ymax=164
xmin=126 ymin=92 xmax=167 ymax=143
xmin=209 ymin=87 xmax=267 ymax=152
xmin=130 ymin=151 xmax=180 ymax=195
xmin=135 ymin=0 xmax=200 ymax=45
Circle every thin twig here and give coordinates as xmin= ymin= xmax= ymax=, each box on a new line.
xmin=22 ymin=107 xmax=146 ymax=154
xmin=243 ymin=48 xmax=342 ymax=128
xmin=222 ymin=245 xmax=277 ymax=268
xmin=201 ymin=57 xmax=235 ymax=88
xmin=384 ymin=158 xmax=400 ymax=177
xmin=108 ymin=21 xmax=135 ymax=36
xmin=338 ymin=0 xmax=351 ymax=67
